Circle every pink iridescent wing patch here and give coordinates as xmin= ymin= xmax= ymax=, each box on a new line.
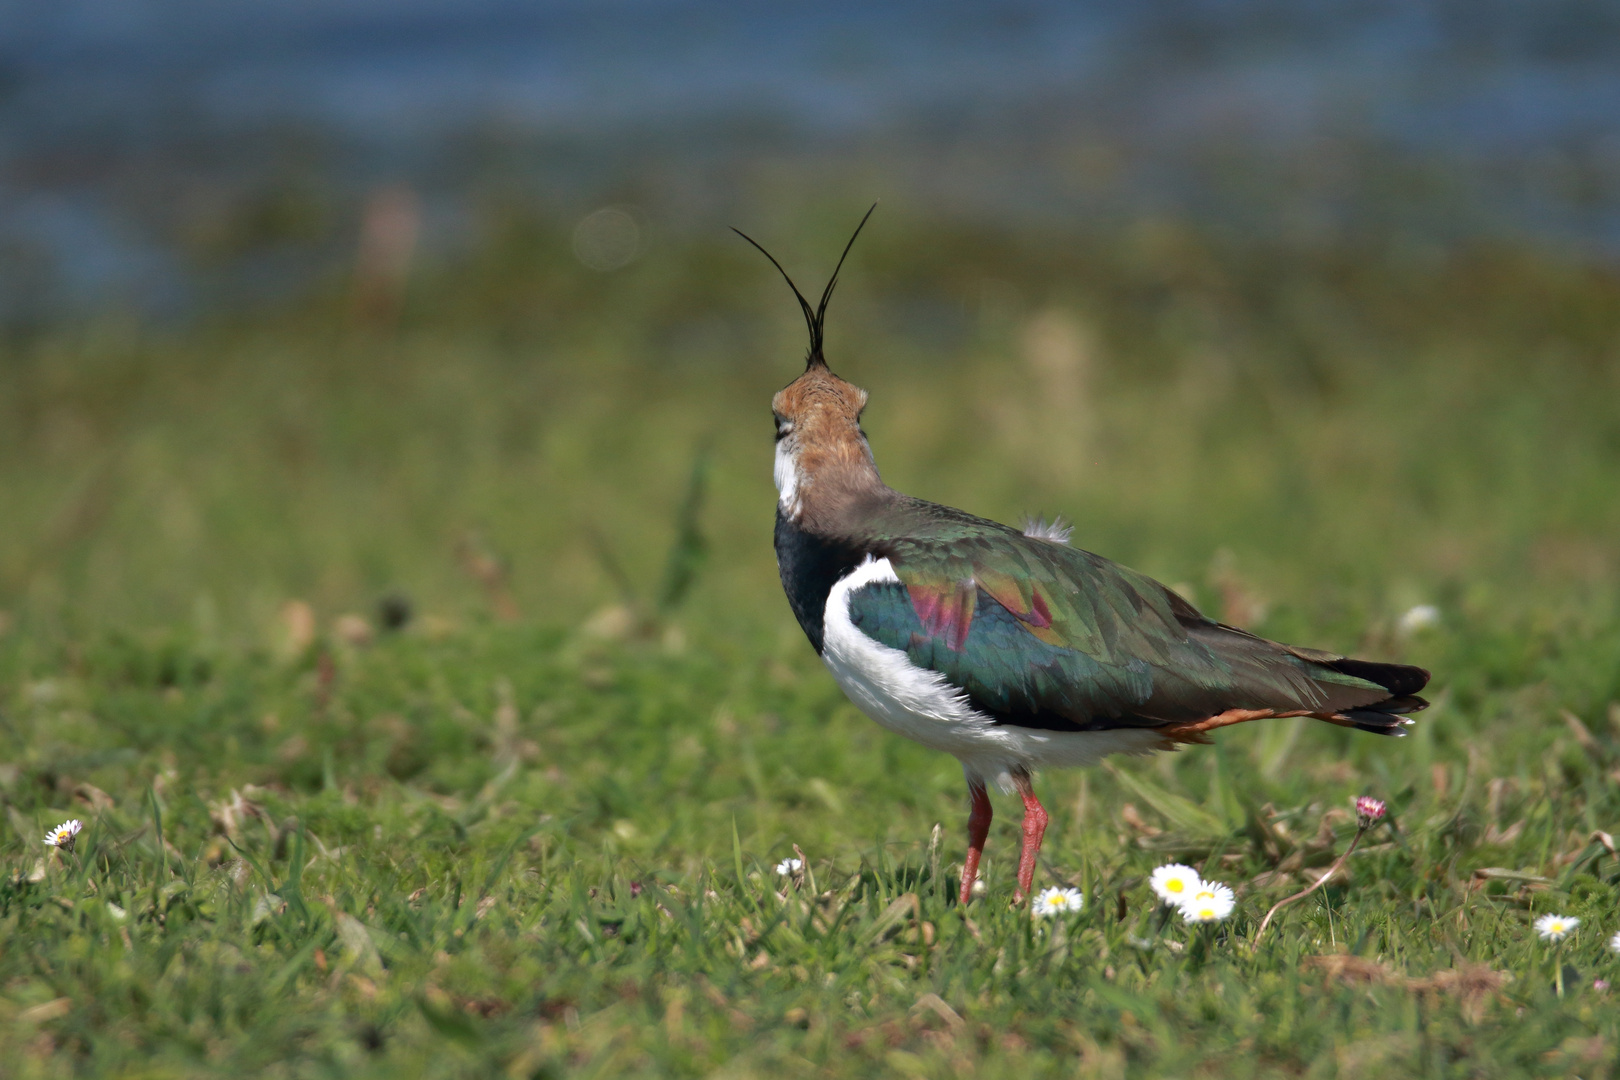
xmin=907 ymin=580 xmax=977 ymax=652
xmin=976 ymin=570 xmax=1069 ymax=648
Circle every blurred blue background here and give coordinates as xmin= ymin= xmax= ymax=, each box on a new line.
xmin=4 ymin=0 xmax=1619 ymax=322
xmin=2 ymin=1 xmax=1619 ymax=639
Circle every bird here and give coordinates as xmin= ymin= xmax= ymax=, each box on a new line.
xmin=737 ymin=209 xmax=1430 ymax=906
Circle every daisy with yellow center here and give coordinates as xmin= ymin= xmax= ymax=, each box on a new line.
xmin=1149 ymin=863 xmax=1202 ymax=904
xmin=44 ymin=819 xmax=83 ymax=852
xmin=1031 ymin=887 xmax=1084 ymax=918
xmin=1534 ymin=914 xmax=1578 ymax=942
xmin=1178 ymin=881 xmax=1236 ymax=923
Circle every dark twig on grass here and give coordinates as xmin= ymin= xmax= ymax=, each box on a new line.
xmin=1252 ymin=796 xmax=1385 ymax=953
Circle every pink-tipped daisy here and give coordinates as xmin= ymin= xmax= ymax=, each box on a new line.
xmin=44 ymin=819 xmax=83 ymax=852
xmin=1354 ymin=796 xmax=1386 ymax=829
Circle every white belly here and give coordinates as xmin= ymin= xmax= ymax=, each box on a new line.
xmin=820 ymin=557 xmax=1164 ymax=792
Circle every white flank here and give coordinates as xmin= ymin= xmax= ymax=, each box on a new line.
xmin=820 ymin=556 xmax=1163 ymax=791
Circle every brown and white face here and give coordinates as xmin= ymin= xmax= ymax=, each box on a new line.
xmin=771 ymin=362 xmax=875 ymax=518
xmin=742 ymin=206 xmax=882 ymax=519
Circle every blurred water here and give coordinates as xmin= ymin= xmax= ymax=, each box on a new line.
xmin=2 ymin=0 xmax=1618 ymax=319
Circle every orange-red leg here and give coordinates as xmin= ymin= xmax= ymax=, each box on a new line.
xmin=958 ymin=782 xmax=993 ymax=905
xmin=1013 ymin=774 xmax=1049 ymax=903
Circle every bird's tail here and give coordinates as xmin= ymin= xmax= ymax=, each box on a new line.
xmin=1307 ymin=656 xmax=1430 ymax=736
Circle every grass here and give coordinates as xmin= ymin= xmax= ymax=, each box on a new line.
xmin=2 ymin=210 xmax=1620 ymax=1076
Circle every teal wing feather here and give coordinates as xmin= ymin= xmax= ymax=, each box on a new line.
xmin=847 ymin=501 xmax=1427 ymax=732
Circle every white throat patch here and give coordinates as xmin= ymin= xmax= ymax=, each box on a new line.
xmin=774 ymin=440 xmax=802 ymax=515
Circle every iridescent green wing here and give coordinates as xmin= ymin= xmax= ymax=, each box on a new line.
xmin=848 ymin=506 xmax=1412 ymax=730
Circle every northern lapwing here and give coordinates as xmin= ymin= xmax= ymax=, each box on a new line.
xmin=739 ymin=210 xmax=1430 ymax=905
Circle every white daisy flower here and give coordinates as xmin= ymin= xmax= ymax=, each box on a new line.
xmin=1535 ymin=914 xmax=1578 ymax=942
xmin=1149 ymin=864 xmax=1202 ymax=904
xmin=1031 ymin=886 xmax=1084 ymax=918
xmin=1178 ymin=881 xmax=1236 ymax=923
xmin=44 ymin=819 xmax=83 ymax=852
xmin=1397 ymin=604 xmax=1440 ymax=635
xmin=774 ymin=858 xmax=803 ymax=876
xmin=1610 ymin=930 xmax=1620 ymax=953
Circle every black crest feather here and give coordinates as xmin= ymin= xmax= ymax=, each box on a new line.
xmin=733 ymin=203 xmax=877 ymax=369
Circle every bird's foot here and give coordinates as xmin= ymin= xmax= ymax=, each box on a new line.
xmin=1013 ymin=774 xmax=1049 ymax=903
xmin=958 ymin=783 xmax=993 ymax=905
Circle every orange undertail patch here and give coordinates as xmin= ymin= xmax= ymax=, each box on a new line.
xmin=1154 ymin=707 xmax=1359 ymax=749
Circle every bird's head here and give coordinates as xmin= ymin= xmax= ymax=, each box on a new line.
xmin=737 ymin=207 xmax=882 ymax=522
xmin=770 ymin=357 xmax=872 ymax=518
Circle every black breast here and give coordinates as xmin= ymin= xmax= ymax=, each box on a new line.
xmin=774 ymin=510 xmax=868 ymax=654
